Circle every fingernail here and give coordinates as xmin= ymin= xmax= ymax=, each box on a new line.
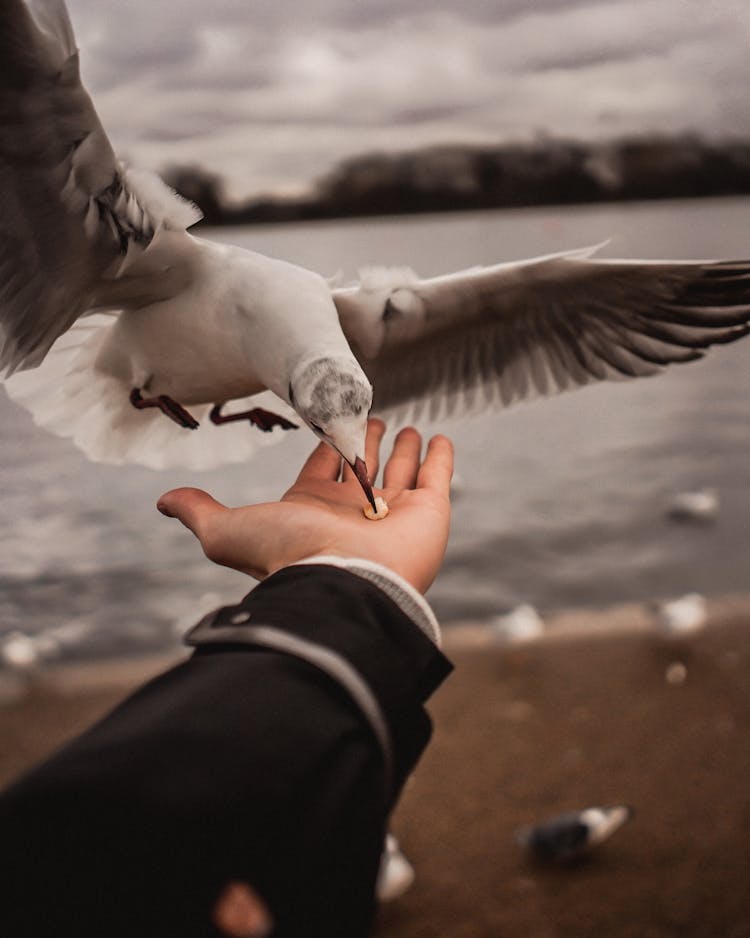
xmin=157 ymin=501 xmax=173 ymax=517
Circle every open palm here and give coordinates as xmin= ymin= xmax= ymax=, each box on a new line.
xmin=157 ymin=421 xmax=454 ymax=593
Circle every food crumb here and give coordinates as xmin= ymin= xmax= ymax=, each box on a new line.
xmin=363 ymin=497 xmax=389 ymax=521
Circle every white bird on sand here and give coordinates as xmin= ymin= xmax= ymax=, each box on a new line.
xmin=0 ymin=631 xmax=40 ymax=670
xmin=3 ymin=0 xmax=750 ymax=511
xmin=651 ymin=592 xmax=708 ymax=639
xmin=491 ymin=604 xmax=545 ymax=644
xmin=375 ymin=834 xmax=416 ymax=902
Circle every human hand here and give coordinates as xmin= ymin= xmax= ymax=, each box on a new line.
xmin=157 ymin=420 xmax=454 ymax=594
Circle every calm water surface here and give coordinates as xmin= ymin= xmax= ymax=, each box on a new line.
xmin=2 ymin=197 xmax=749 ymax=659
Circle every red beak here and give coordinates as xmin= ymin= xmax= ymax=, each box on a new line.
xmin=350 ymin=457 xmax=377 ymax=512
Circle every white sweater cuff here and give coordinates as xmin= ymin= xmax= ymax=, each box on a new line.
xmin=290 ymin=555 xmax=442 ymax=647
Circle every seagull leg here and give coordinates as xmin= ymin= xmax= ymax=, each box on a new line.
xmin=130 ymin=388 xmax=200 ymax=429
xmin=209 ymin=402 xmax=298 ymax=432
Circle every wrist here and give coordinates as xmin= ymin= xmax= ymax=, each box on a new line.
xmin=291 ymin=554 xmax=442 ymax=647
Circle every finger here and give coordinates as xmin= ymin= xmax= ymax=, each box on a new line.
xmin=341 ymin=418 xmax=385 ymax=484
xmin=157 ymin=487 xmax=228 ymax=537
xmin=416 ymin=435 xmax=454 ymax=497
xmin=296 ymin=440 xmax=342 ymax=483
xmin=383 ymin=426 xmax=422 ymax=490
xmin=364 ymin=418 xmax=386 ymax=482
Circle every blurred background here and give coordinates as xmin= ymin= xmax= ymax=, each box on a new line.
xmin=2 ymin=0 xmax=750 ymax=664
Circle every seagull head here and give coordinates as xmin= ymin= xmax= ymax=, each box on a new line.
xmin=289 ymin=356 xmax=376 ymax=511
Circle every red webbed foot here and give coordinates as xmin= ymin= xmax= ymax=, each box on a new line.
xmin=130 ymin=389 xmax=199 ymax=429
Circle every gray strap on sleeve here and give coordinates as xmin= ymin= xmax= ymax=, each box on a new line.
xmin=185 ymin=619 xmax=394 ymax=798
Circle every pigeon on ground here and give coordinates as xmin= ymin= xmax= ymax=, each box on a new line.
xmin=516 ymin=804 xmax=633 ymax=863
xmin=3 ymin=0 xmax=750 ymax=510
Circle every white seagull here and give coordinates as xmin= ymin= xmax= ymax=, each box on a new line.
xmin=490 ymin=604 xmax=546 ymax=644
xmin=667 ymin=488 xmax=720 ymax=523
xmin=3 ymin=0 xmax=750 ymax=510
xmin=651 ymin=592 xmax=708 ymax=639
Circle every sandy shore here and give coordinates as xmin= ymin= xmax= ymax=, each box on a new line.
xmin=2 ymin=598 xmax=750 ymax=937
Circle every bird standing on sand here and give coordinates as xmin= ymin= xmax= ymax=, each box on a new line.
xmin=491 ymin=604 xmax=545 ymax=644
xmin=3 ymin=0 xmax=750 ymax=510
xmin=651 ymin=592 xmax=708 ymax=639
xmin=517 ymin=804 xmax=633 ymax=863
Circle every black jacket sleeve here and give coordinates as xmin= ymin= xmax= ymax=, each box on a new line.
xmin=0 ymin=564 xmax=452 ymax=938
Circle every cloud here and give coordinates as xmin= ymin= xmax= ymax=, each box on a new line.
xmin=64 ymin=0 xmax=750 ymax=198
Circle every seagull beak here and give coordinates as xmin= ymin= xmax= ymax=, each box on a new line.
xmin=350 ymin=456 xmax=377 ymax=513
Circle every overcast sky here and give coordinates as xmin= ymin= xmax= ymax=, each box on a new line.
xmin=66 ymin=0 xmax=750 ymax=201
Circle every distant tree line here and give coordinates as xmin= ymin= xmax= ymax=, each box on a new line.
xmin=162 ymin=134 xmax=750 ymax=226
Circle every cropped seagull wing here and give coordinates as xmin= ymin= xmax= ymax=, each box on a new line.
xmin=0 ymin=0 xmax=202 ymax=376
xmin=333 ymin=248 xmax=750 ymax=421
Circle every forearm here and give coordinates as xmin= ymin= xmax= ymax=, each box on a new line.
xmin=186 ymin=561 xmax=451 ymax=803
xmin=291 ymin=555 xmax=442 ymax=646
xmin=185 ymin=562 xmax=453 ymax=934
xmin=0 ymin=564 xmax=452 ymax=938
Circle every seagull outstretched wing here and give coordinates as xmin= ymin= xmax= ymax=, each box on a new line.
xmin=333 ymin=248 xmax=750 ymax=421
xmin=0 ymin=0 xmax=201 ymax=376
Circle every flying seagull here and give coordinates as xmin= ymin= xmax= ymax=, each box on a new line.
xmin=3 ymin=0 xmax=750 ymax=511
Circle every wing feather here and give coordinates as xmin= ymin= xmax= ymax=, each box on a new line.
xmin=0 ymin=0 xmax=202 ymax=376
xmin=332 ymin=249 xmax=750 ymax=421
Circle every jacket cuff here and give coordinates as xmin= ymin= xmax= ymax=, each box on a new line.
xmin=291 ymin=555 xmax=442 ymax=647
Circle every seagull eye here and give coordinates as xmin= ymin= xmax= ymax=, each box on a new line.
xmin=310 ymin=422 xmax=324 ymax=434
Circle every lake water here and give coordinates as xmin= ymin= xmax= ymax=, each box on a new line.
xmin=2 ymin=196 xmax=749 ymax=661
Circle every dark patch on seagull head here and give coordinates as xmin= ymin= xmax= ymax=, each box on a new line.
xmin=293 ymin=357 xmax=372 ymax=434
xmin=291 ymin=357 xmax=375 ymax=507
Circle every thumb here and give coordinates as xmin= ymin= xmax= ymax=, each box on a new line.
xmin=157 ymin=487 xmax=227 ymax=537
